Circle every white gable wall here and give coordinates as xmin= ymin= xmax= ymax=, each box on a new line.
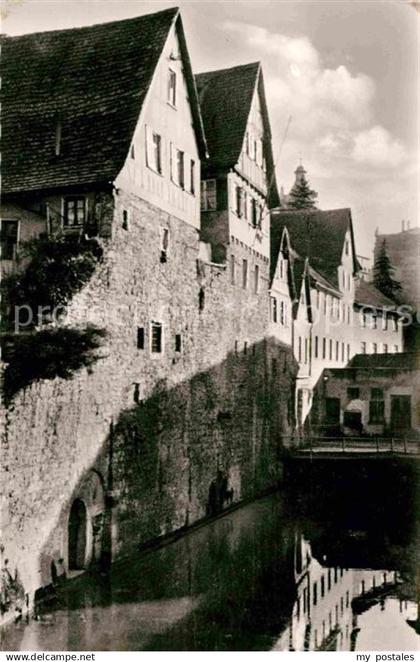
xmin=116 ymin=20 xmax=201 ymax=229
xmin=228 ymin=79 xmax=270 ymax=258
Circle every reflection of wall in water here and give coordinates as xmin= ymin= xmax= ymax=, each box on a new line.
xmin=273 ymin=536 xmax=398 ymax=651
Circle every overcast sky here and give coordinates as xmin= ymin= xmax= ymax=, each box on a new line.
xmin=3 ymin=0 xmax=419 ymax=257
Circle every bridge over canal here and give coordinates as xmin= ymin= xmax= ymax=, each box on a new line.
xmin=288 ymin=437 xmax=420 ymax=460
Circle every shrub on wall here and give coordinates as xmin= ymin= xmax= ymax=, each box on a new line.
xmin=1 ymin=326 xmax=107 ymax=403
xmin=1 ymin=234 xmax=103 ymax=329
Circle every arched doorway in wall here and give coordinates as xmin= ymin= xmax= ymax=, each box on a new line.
xmin=68 ymin=499 xmax=87 ymax=570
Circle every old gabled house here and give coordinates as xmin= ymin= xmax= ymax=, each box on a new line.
xmin=0 ymin=9 xmax=297 ymax=622
xmin=1 ymin=7 xmax=206 ymax=256
xmin=195 ymin=62 xmax=280 ymax=354
xmin=271 ymin=208 xmax=404 ymax=426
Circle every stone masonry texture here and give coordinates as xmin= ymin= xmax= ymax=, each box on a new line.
xmin=0 ymin=190 xmax=297 ymax=620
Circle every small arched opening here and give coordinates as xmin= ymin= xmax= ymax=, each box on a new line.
xmin=68 ymin=498 xmax=87 ymax=570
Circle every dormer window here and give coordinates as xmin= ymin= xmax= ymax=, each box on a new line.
xmin=64 ymin=197 xmax=86 ymax=227
xmin=168 ymin=69 xmax=177 ymax=107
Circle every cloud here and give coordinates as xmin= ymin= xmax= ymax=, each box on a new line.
xmin=222 ymin=19 xmax=417 ymax=253
xmin=351 ymin=126 xmax=407 ymax=166
xmin=224 ymin=20 xmax=375 ymax=139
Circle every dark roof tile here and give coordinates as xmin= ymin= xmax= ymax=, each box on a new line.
xmin=354 ymin=279 xmax=397 ymax=309
xmin=2 ymin=8 xmax=205 ymax=194
xmin=271 ymin=208 xmax=356 ymax=287
xmin=195 ymin=62 xmax=260 ymax=170
xmin=348 ymin=352 xmax=420 ymax=370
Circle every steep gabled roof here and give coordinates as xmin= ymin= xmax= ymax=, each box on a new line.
xmin=195 ymin=62 xmax=260 ymax=170
xmin=2 ymin=8 xmax=206 ymax=195
xmin=354 ymin=279 xmax=398 ymax=310
xmin=271 ymin=208 xmax=357 ymax=287
xmin=195 ymin=62 xmax=279 ymax=206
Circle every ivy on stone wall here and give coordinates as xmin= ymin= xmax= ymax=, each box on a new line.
xmin=1 ymin=234 xmax=103 ymax=330
xmin=1 ymin=326 xmax=107 ymax=403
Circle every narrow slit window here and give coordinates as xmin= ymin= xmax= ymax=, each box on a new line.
xmin=190 ymin=160 xmax=195 ymax=195
xmin=175 ymin=334 xmax=182 ymax=352
xmin=168 ymin=68 xmax=177 ymax=106
xmin=242 ymin=259 xmax=248 ymax=289
xmin=160 ymin=227 xmax=169 ymax=263
xmin=137 ymin=327 xmax=145 ymax=350
xmin=122 ymin=209 xmax=129 ymax=230
xmin=254 ymin=264 xmax=259 ymax=293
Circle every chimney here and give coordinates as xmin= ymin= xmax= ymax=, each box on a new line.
xmin=408 ymin=220 xmax=410 ymax=230
xmin=402 ymin=220 xmax=405 ymax=232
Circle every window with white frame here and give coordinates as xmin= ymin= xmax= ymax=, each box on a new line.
xmin=251 ymin=198 xmax=258 ymax=228
xmin=189 ymin=159 xmax=195 ymax=195
xmin=201 ymin=179 xmax=217 ymax=211
xmin=177 ymin=149 xmax=185 ymax=189
xmin=235 ymin=186 xmax=243 ymax=217
xmin=150 ymin=322 xmax=163 ymax=353
xmin=280 ymin=300 xmax=285 ymax=325
xmin=271 ymin=296 xmax=277 ymax=323
xmin=64 ymin=197 xmax=86 ymax=227
xmin=145 ymin=126 xmax=162 ymax=174
xmin=167 ymin=68 xmax=177 ymax=106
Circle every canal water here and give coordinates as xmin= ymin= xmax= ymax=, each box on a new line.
xmin=2 ymin=468 xmax=419 ymax=651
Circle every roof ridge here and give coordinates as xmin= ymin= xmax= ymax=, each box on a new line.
xmin=3 ymin=6 xmax=179 ymax=40
xmin=274 ymin=207 xmax=351 ymax=214
xmin=195 ymin=61 xmax=260 ymax=78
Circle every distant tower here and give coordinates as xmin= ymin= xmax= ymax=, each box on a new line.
xmin=294 ymin=164 xmax=307 ymax=186
xmin=279 ymin=162 xmax=318 ymax=210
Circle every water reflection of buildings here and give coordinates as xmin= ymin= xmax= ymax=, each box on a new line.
xmin=274 ymin=535 xmax=399 ymax=651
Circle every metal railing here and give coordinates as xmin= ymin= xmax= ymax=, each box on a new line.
xmin=295 ymin=436 xmax=420 ymax=456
